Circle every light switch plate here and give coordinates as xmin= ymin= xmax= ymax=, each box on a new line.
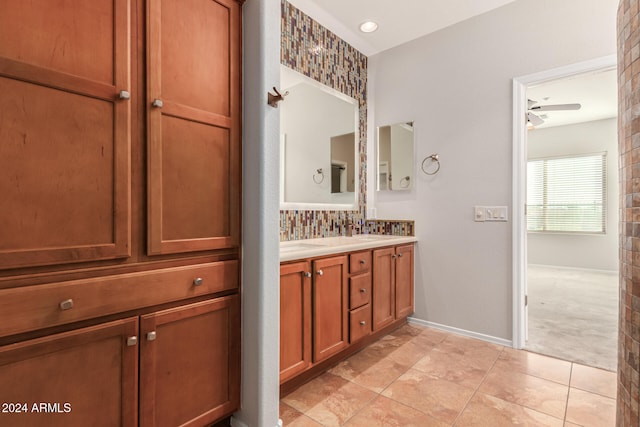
xmin=485 ymin=206 xmax=508 ymax=222
xmin=474 ymin=206 xmax=486 ymax=222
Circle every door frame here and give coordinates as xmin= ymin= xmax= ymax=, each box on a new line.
xmin=511 ymin=54 xmax=617 ymax=349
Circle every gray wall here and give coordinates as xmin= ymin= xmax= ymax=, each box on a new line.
xmin=238 ymin=0 xmax=281 ymax=425
xmin=369 ymin=0 xmax=617 ymax=341
xmin=527 ymin=119 xmax=618 ymax=272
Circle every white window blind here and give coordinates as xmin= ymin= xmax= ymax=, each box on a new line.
xmin=527 ymin=153 xmax=606 ymax=234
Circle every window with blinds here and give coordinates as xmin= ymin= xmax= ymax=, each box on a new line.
xmin=527 ymin=153 xmax=606 ymax=234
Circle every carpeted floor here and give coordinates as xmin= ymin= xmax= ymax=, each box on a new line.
xmin=525 ymin=265 xmax=618 ymax=372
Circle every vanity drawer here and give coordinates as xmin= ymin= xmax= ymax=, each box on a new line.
xmin=349 ymin=274 xmax=371 ymax=309
xmin=349 ymin=304 xmax=371 ymax=343
xmin=0 ymin=260 xmax=238 ymax=338
xmin=349 ymin=251 xmax=371 ymax=274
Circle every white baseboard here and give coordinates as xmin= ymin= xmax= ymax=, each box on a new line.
xmin=230 ymin=416 xmax=282 ymax=427
xmin=408 ymin=317 xmax=513 ymax=348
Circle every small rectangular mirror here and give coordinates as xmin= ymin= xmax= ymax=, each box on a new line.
xmin=377 ymin=122 xmax=414 ymax=191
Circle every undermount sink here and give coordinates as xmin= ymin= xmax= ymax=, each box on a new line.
xmin=280 ymin=243 xmax=328 ymax=252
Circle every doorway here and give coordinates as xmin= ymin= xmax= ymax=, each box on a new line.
xmin=512 ymin=56 xmax=619 ymax=371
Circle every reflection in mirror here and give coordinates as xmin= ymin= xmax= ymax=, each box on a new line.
xmin=377 ymin=122 xmax=414 ymax=191
xmin=280 ymin=66 xmax=359 ymax=209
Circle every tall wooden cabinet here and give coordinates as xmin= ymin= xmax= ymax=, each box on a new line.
xmin=0 ymin=1 xmax=244 ymax=426
xmin=372 ymin=244 xmax=415 ymax=331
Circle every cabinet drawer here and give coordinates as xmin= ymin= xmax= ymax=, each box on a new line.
xmin=0 ymin=260 xmax=238 ymax=338
xmin=349 ymin=251 xmax=371 ymax=274
xmin=349 ymin=304 xmax=371 ymax=343
xmin=349 ymin=274 xmax=371 ymax=309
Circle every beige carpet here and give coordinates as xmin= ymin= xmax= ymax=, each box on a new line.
xmin=525 ymin=265 xmax=618 ymax=372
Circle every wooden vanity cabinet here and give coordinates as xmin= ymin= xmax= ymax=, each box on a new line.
xmin=279 ymin=261 xmax=312 ymax=382
xmin=373 ymin=244 xmax=415 ymax=331
xmin=279 ymin=243 xmax=413 ymax=387
xmin=348 ymin=251 xmax=372 ymax=343
xmin=312 ymin=256 xmax=349 ymax=362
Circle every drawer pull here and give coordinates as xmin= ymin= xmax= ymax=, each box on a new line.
xmin=303 ymin=272 xmax=312 ymax=278
xmin=127 ymin=336 xmax=138 ymax=346
xmin=152 ymin=98 xmax=163 ymax=108
xmin=359 ymin=320 xmax=366 ymax=326
xmin=119 ymin=90 xmax=130 ymax=100
xmin=360 ymin=288 xmax=367 ymax=293
xmin=359 ymin=259 xmax=366 ymax=265
xmin=59 ymin=299 xmax=74 ymax=311
xmin=147 ymin=331 xmax=157 ymax=341
xmin=317 ymin=270 xmax=323 ymax=276
xmin=193 ymin=277 xmax=204 ymax=286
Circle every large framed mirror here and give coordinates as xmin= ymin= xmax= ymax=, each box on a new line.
xmin=377 ymin=122 xmax=415 ymax=191
xmin=280 ymin=66 xmax=359 ymax=210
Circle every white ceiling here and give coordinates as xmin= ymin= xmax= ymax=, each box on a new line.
xmin=527 ymin=68 xmax=618 ymax=129
xmin=287 ymin=0 xmax=519 ymax=56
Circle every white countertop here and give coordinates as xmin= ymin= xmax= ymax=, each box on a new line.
xmin=280 ymin=235 xmax=417 ymax=262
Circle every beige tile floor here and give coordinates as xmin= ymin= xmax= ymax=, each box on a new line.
xmin=280 ymin=324 xmax=616 ymax=427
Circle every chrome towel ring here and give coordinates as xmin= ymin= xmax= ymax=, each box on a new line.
xmin=421 ymin=154 xmax=441 ymax=175
xmin=313 ymin=168 xmax=325 ymax=184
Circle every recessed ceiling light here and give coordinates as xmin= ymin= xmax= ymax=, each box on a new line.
xmin=359 ymin=21 xmax=378 ymax=33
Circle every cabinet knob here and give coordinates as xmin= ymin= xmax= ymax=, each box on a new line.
xmin=152 ymin=98 xmax=163 ymax=108
xmin=359 ymin=320 xmax=366 ymax=326
xmin=317 ymin=269 xmax=323 ymax=276
xmin=193 ymin=277 xmax=203 ymax=286
xmin=392 ymin=254 xmax=397 ymax=259
xmin=359 ymin=259 xmax=366 ymax=265
xmin=398 ymin=253 xmax=404 ymax=257
xmin=146 ymin=331 xmax=157 ymax=341
xmin=360 ymin=288 xmax=367 ymax=293
xmin=59 ymin=299 xmax=74 ymax=311
xmin=119 ymin=90 xmax=130 ymax=100
xmin=127 ymin=336 xmax=138 ymax=347
xmin=303 ymin=272 xmax=312 ymax=278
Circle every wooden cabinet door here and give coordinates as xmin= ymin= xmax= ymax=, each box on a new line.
xmin=140 ymin=295 xmax=240 ymax=427
xmin=0 ymin=318 xmax=138 ymax=427
xmin=147 ymin=0 xmax=242 ymax=255
xmin=0 ymin=0 xmax=131 ymax=269
xmin=280 ymin=261 xmax=312 ymax=382
xmin=373 ymin=247 xmax=395 ymax=331
xmin=313 ymin=255 xmax=348 ymax=362
xmin=395 ymin=244 xmax=414 ymax=319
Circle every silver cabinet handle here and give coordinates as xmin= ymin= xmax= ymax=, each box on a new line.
xmin=398 ymin=253 xmax=404 ymax=257
xmin=146 ymin=331 xmax=157 ymax=341
xmin=127 ymin=336 xmax=138 ymax=346
xmin=303 ymin=272 xmax=312 ymax=278
xmin=119 ymin=90 xmax=130 ymax=100
xmin=317 ymin=269 xmax=323 ymax=276
xmin=193 ymin=277 xmax=203 ymax=286
xmin=59 ymin=299 xmax=74 ymax=311
xmin=359 ymin=320 xmax=366 ymax=326
xmin=360 ymin=288 xmax=367 ymax=293
xmin=392 ymin=254 xmax=397 ymax=259
xmin=359 ymin=259 xmax=366 ymax=265
xmin=152 ymin=98 xmax=163 ymax=108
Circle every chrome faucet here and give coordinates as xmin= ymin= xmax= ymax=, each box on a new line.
xmin=345 ymin=218 xmax=354 ymax=237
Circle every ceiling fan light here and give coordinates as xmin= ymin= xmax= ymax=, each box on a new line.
xmin=359 ymin=21 xmax=378 ymax=33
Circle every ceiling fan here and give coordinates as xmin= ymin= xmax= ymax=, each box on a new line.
xmin=527 ymin=99 xmax=581 ymax=126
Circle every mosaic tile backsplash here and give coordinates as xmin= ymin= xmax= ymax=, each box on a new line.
xmin=279 ymin=0 xmax=414 ymax=241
